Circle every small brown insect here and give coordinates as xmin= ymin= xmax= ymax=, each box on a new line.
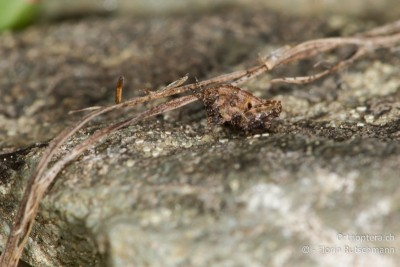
xmin=198 ymin=85 xmax=282 ymax=130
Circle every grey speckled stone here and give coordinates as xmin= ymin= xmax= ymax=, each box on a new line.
xmin=1 ymin=5 xmax=400 ymax=267
xmin=42 ymin=0 xmax=400 ymax=20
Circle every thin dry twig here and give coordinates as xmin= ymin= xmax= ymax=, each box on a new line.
xmin=1 ymin=19 xmax=400 ymax=267
xmin=270 ymin=47 xmax=368 ymax=84
xmin=361 ymin=19 xmax=400 ymax=37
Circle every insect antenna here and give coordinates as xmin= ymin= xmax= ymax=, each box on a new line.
xmin=191 ymin=76 xmax=206 ymax=99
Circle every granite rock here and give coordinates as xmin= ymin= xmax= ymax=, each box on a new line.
xmin=1 ymin=5 xmax=400 ymax=267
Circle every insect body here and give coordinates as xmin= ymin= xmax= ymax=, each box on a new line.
xmin=199 ymin=85 xmax=282 ymax=130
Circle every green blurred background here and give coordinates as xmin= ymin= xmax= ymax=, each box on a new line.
xmin=0 ymin=0 xmax=40 ymax=32
xmin=1 ymin=0 xmax=399 ymax=33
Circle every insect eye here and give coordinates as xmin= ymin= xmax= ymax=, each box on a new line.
xmin=247 ymin=102 xmax=252 ymax=109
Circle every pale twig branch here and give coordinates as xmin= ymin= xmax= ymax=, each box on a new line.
xmin=361 ymin=19 xmax=400 ymax=37
xmin=270 ymin=48 xmax=368 ymax=85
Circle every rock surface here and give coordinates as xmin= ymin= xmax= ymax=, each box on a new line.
xmin=42 ymin=0 xmax=400 ymax=20
xmin=1 ymin=5 xmax=400 ymax=267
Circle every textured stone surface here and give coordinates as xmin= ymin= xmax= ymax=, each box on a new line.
xmin=42 ymin=0 xmax=400 ymax=20
xmin=1 ymin=5 xmax=400 ymax=267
